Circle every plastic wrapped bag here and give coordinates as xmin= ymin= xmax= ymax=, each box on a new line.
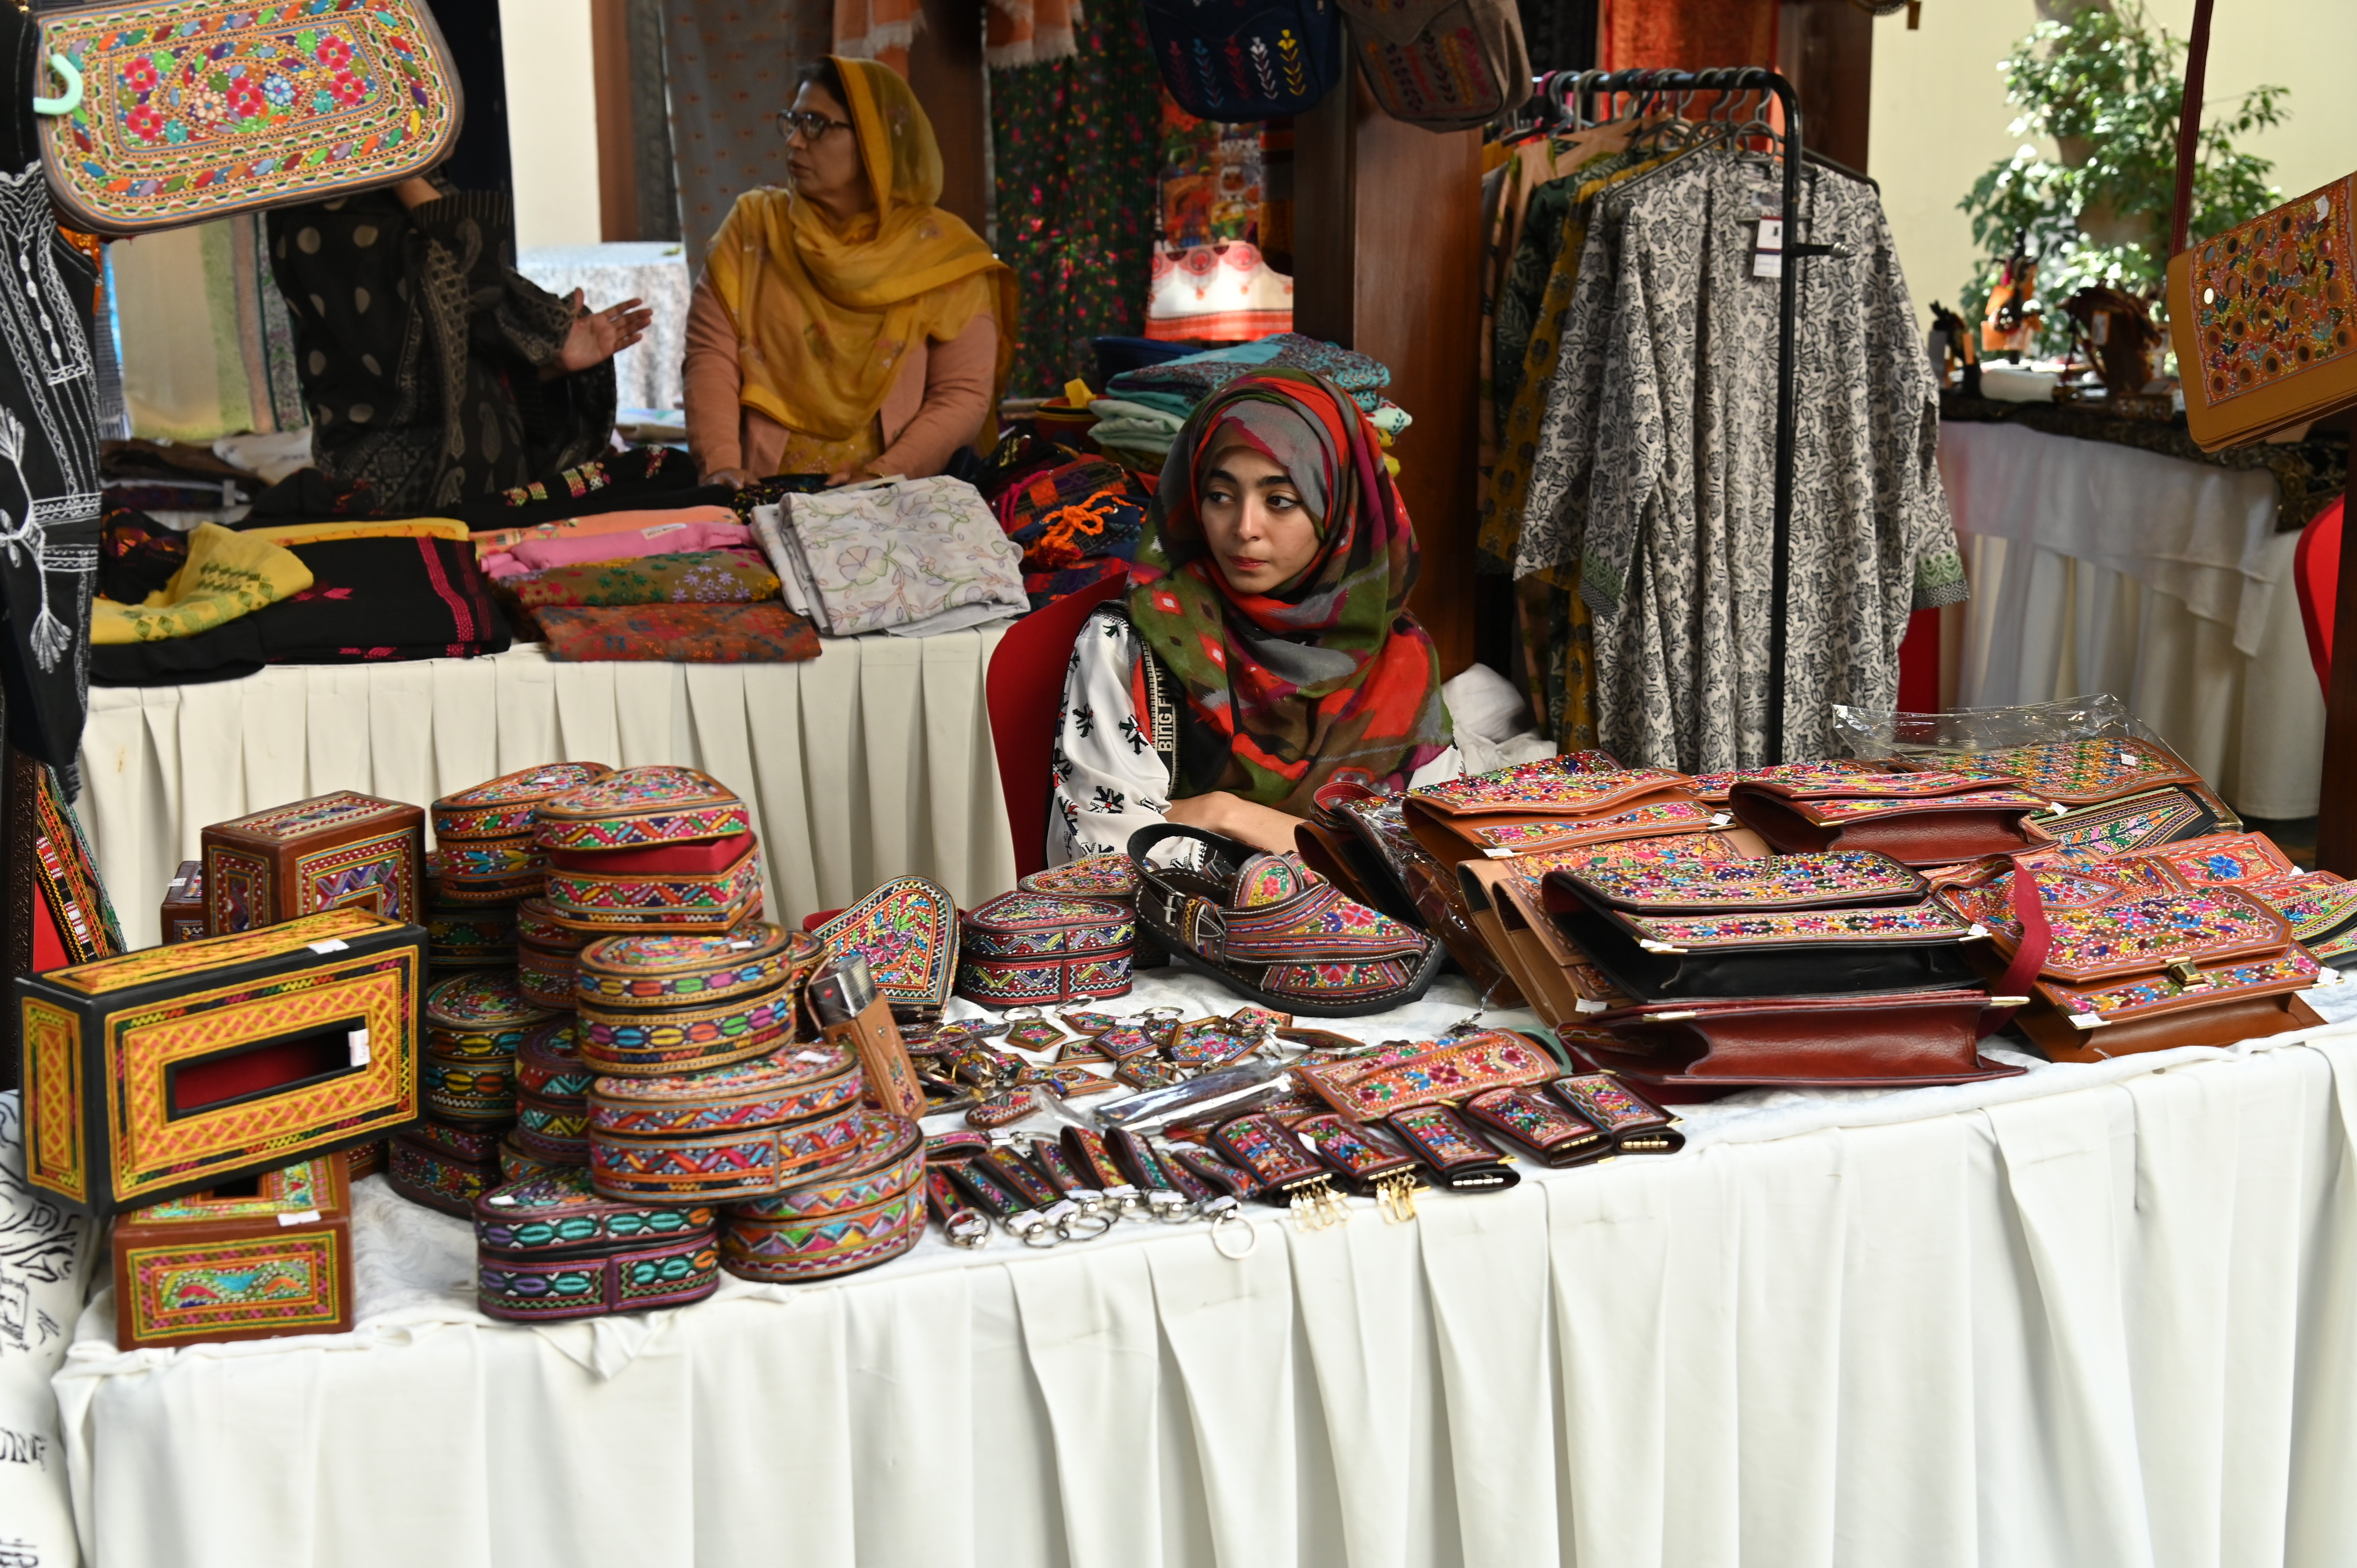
xmin=1830 ymin=693 xmax=2169 ymax=761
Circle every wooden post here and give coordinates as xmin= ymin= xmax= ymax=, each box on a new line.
xmin=1293 ymin=72 xmax=1485 ymax=677
xmin=590 ymin=0 xmax=639 ymax=241
xmin=2317 ymin=510 xmax=2357 ymax=874
xmin=908 ymin=0 xmax=991 ymax=235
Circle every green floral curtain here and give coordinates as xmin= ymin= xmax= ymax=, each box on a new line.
xmin=991 ymin=0 xmax=1161 ymax=396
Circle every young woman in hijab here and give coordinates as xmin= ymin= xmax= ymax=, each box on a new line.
xmin=684 ymin=57 xmax=1016 ymax=487
xmin=1048 ymin=367 xmax=1460 ymax=866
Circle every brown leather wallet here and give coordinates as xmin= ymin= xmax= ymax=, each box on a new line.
xmin=1460 ymin=1085 xmax=1608 ymax=1167
xmin=1586 ymin=990 xmax=2027 ymax=1088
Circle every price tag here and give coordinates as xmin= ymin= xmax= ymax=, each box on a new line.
xmin=306 ymin=939 xmax=350 ymax=955
xmin=1753 ymin=215 xmax=1783 ymax=279
xmin=276 ymin=1210 xmax=321 ymax=1227
xmin=347 ymin=1028 xmax=371 ymax=1066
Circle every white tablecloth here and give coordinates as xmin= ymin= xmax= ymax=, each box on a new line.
xmin=74 ymin=636 xmax=1018 ymax=950
xmin=1938 ymin=421 xmax=2326 ymax=819
xmin=39 ymin=961 xmax=2357 ymax=1568
xmin=516 ymin=242 xmax=694 ymax=413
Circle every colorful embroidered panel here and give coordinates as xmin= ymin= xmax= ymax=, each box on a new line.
xmin=32 ymin=763 xmax=123 ymax=964
xmin=720 ymin=1185 xmax=924 ymax=1282
xmin=1019 ymin=854 xmax=1140 ymax=901
xmin=588 ymin=1048 xmax=858 ymax=1133
xmin=434 ymin=763 xmax=615 ymax=842
xmin=1222 ymin=879 xmax=1427 ymax=961
xmin=478 ymin=1232 xmax=721 ymax=1321
xmin=120 ymin=1229 xmax=345 ymax=1346
xmin=1622 ymin=903 xmax=1975 ymax=950
xmin=476 ymin=1166 xmax=713 ymax=1253
xmin=2051 ymin=950 xmax=2320 ymax=1020
xmin=2037 ymin=789 xmax=2216 ymax=860
xmin=134 ymin=1157 xmax=336 ymax=1222
xmin=1565 ymin=850 xmax=1925 ymax=912
xmin=1212 ymin=1113 xmax=1325 ymax=1188
xmin=1258 ymin=958 xmax=1415 ymax=997
xmin=533 ymin=765 xmax=750 ymax=850
xmin=1465 ymin=799 xmax=1719 ymax=853
xmin=960 ymin=892 xmax=1133 ymax=957
xmin=1915 ymin=737 xmax=2198 ymax=804
xmin=424 ymin=969 xmax=559 ymax=1033
xmin=2248 ymin=871 xmax=2357 ymax=943
xmin=1410 ymin=760 xmax=1689 ymax=814
xmin=1463 ymin=1086 xmax=1601 ymax=1155
xmin=2037 ymin=891 xmax=2290 ymax=981
xmin=1301 ymin=1031 xmax=1553 ymax=1118
xmin=543 ymin=842 xmax=765 ymax=930
xmin=1383 ymin=1105 xmax=1500 ymax=1174
xmin=1547 ymin=1073 xmax=1671 ymax=1137
xmin=2136 ymin=832 xmax=2300 ymax=888
xmin=40 ymin=0 xmax=463 ymax=234
xmin=1293 ymin=1113 xmax=1415 ymax=1180
xmin=1938 ymin=868 xmax=2133 ymax=929
xmin=1785 ymin=789 xmax=2046 ymax=823
xmin=2186 ymin=178 xmax=2357 ymax=407
xmin=215 ymin=790 xmax=407 ymax=842
xmin=1689 ymin=758 xmax=1907 ymax=800
xmin=814 ymin=876 xmax=959 ymax=1013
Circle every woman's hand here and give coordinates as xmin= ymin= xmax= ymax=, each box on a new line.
xmin=552 ymin=290 xmax=653 ymax=376
xmin=704 ymin=467 xmax=758 ymax=490
xmin=824 ymin=465 xmax=883 ymax=488
xmin=1166 ymin=791 xmax=1303 ymax=855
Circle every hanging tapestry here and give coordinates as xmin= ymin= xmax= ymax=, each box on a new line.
xmin=991 ymin=0 xmax=1163 ymax=394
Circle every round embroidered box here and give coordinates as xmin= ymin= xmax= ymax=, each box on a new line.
xmin=516 ymin=898 xmax=592 ymax=1008
xmin=475 ymin=1167 xmax=719 ymax=1322
xmin=720 ymin=1111 xmax=925 ymax=1282
xmin=433 ymin=763 xmax=615 ymax=902
xmin=586 ymin=1045 xmax=868 ymax=1203
xmin=534 ymin=765 xmax=752 ymax=851
xmin=424 ymin=970 xmax=562 ymax=1059
xmin=954 ymin=891 xmax=1134 ymax=1008
xmin=423 ymin=1052 xmax=517 ymax=1124
xmin=573 ymin=926 xmax=823 ymax=1076
xmin=542 ymin=837 xmax=766 ymax=933
xmin=516 ymin=1019 xmax=594 ymax=1161
xmin=499 ymin=1135 xmax=565 ymax=1184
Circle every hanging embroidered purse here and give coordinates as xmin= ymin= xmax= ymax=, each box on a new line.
xmin=719 ymin=1110 xmax=925 ymax=1282
xmin=475 ymin=1167 xmax=719 ymax=1323
xmin=1728 ymin=770 xmax=2053 ymax=866
xmin=34 ymin=0 xmax=466 ymax=236
xmin=1401 ymin=758 xmax=1714 ymax=869
xmin=953 ymin=891 xmax=1135 ymax=1007
xmin=1334 ymin=0 xmax=1528 ymax=133
xmin=1538 ymin=850 xmax=1986 ymax=1002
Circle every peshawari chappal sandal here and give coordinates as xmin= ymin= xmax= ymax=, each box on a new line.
xmin=1127 ymin=823 xmax=1444 ymax=1017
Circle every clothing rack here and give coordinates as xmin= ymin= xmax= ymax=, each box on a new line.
xmin=1519 ymin=66 xmax=1817 ymax=765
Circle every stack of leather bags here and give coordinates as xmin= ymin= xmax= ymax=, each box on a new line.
xmin=1300 ymin=735 xmax=2335 ymax=1093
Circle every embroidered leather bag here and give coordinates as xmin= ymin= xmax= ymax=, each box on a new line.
xmin=1335 ymin=0 xmax=1529 ymax=133
xmin=1402 ymin=755 xmax=1716 ymax=868
xmin=1894 ymin=735 xmax=2235 ymax=863
xmin=35 ymin=0 xmax=465 ymax=236
xmin=2163 ymin=0 xmax=2357 ymax=448
xmin=1728 ymin=770 xmax=2052 ymax=866
xmin=1583 ymin=991 xmax=2026 ymax=1089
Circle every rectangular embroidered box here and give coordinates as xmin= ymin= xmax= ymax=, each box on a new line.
xmin=389 ymin=1118 xmax=507 ymax=1217
xmin=202 ymin=791 xmax=425 ymax=936
xmin=111 ymin=1155 xmax=354 ymax=1350
xmin=476 ymin=1166 xmax=719 ymax=1322
xmin=17 ymin=908 xmax=427 ymax=1218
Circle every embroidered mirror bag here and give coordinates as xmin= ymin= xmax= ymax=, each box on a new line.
xmin=1334 ymin=0 xmax=1529 ymax=133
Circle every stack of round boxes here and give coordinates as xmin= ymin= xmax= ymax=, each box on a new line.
xmin=387 ymin=764 xmax=612 ymax=1217
xmin=470 ymin=765 xmax=928 ymax=1322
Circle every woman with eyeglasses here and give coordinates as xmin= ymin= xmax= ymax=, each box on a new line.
xmin=683 ymin=57 xmax=1014 ymax=490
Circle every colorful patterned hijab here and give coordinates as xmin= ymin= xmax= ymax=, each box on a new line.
xmin=1127 ymin=368 xmax=1449 ymax=810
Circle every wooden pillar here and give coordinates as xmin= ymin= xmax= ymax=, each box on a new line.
xmin=1293 ymin=72 xmax=1485 ymax=678
xmin=2318 ymin=509 xmax=2357 ymax=874
xmin=1776 ymin=0 xmax=1873 ymax=172
xmin=590 ymin=0 xmax=640 ymax=241
xmin=907 ymin=0 xmax=990 ymax=236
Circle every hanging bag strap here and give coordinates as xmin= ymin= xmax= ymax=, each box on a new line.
xmin=2168 ymin=0 xmax=2217 ymax=258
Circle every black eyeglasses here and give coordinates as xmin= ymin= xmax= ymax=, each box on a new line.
xmin=776 ymin=110 xmax=853 ymax=142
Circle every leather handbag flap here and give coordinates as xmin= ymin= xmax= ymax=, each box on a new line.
xmin=1689 ymin=758 xmax=1906 ymax=802
xmin=2010 ymin=888 xmax=2293 ymax=983
xmin=1559 ymin=848 xmax=1928 ymax=913
xmin=1406 ymin=760 xmax=1692 ymax=819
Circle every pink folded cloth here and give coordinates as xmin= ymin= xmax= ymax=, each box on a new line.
xmin=471 ymin=504 xmax=739 ymax=554
xmin=487 ymin=520 xmax=756 ymax=577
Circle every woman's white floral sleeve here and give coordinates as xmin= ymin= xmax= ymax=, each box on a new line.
xmin=1046 ymin=609 xmax=1177 ymax=867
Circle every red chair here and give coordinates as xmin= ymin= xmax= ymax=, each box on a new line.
xmin=2295 ymin=494 xmax=2343 ymax=696
xmin=986 ymin=573 xmax=1131 ymax=879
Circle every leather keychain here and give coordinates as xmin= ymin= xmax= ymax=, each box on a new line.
xmin=1168 ymin=1144 xmax=1263 ymax=1202
xmin=944 ymin=1155 xmax=1062 ymax=1247
xmin=1212 ymin=1112 xmax=1346 ymax=1229
xmin=808 ymin=950 xmax=927 ymax=1118
xmin=1059 ymin=1125 xmax=1143 ymax=1220
xmin=924 ymin=1166 xmax=991 ymax=1249
xmin=988 ymin=1142 xmax=1108 ymax=1241
xmin=1547 ymin=1073 xmax=1685 ymax=1155
xmin=1108 ymin=1127 xmax=1193 ymax=1221
xmin=1384 ymin=1104 xmax=1521 ymax=1192
xmin=1461 ymin=1085 xmax=1610 ymax=1167
xmin=1293 ymin=1112 xmax=1424 ymax=1222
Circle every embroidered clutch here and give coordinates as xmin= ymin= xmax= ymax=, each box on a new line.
xmin=1539 ymin=852 xmax=1983 ymax=1002
xmin=1728 ymin=772 xmax=2052 ymax=865
xmin=1295 ymin=1030 xmax=1555 ymax=1120
xmin=1587 ymin=990 xmax=2025 ymax=1088
xmin=37 ymin=0 xmax=466 ymax=236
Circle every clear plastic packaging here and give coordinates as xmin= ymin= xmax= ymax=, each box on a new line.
xmin=1829 ymin=693 xmax=2168 ymax=761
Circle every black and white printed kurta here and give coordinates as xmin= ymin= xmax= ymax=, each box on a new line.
xmin=1515 ymin=152 xmax=1965 ymax=773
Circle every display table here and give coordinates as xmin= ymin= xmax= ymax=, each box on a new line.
xmin=1937 ymin=422 xmax=2326 ymax=819
xmin=515 ymin=242 xmax=695 ymax=413
xmin=34 ymin=965 xmax=2357 ymax=1568
xmin=74 ymin=634 xmax=1019 ymax=948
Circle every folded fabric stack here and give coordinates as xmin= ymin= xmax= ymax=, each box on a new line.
xmin=1272 ymin=729 xmax=2335 ymax=1092
xmin=988 ymin=452 xmax=1149 ymax=609
xmin=452 ymin=764 xmax=928 ymax=1303
xmin=748 ymin=476 xmax=1028 ymax=638
xmin=1088 ymin=333 xmax=1413 ymax=474
xmin=388 ymin=763 xmax=616 ymax=1215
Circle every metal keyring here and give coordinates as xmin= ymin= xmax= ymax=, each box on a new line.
xmin=1207 ymin=1201 xmax=1258 ymax=1260
xmin=945 ymin=1211 xmax=991 ymax=1249
xmin=1009 ymin=1212 xmax=1063 ymax=1249
xmin=1058 ymin=1210 xmax=1113 ymax=1243
xmin=1147 ymin=1189 xmax=1194 ymax=1225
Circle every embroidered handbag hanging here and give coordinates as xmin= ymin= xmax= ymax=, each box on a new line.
xmin=35 ymin=0 xmax=466 ymax=237
xmin=1140 ymin=0 xmax=1345 ymax=121
xmin=1334 ymin=0 xmax=1529 ymax=134
xmin=2163 ymin=0 xmax=2357 ymax=449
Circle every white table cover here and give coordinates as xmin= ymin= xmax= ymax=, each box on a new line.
xmin=74 ymin=634 xmax=1018 ymax=950
xmin=516 ymin=242 xmax=694 ymax=413
xmin=39 ymin=964 xmax=2357 ymax=1568
xmin=1938 ymin=421 xmax=2326 ymax=819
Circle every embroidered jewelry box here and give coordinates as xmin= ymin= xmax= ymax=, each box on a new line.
xmin=515 ymin=1019 xmax=593 ymax=1162
xmin=586 ymin=1044 xmax=867 ymax=1203
xmin=424 ymin=1053 xmax=516 ymax=1124
xmin=111 ymin=1155 xmax=354 ymax=1350
xmin=161 ymin=861 xmax=204 ymax=944
xmin=202 ymin=791 xmax=424 ymax=935
xmin=389 ymin=1118 xmax=507 ymax=1217
xmin=720 ymin=1111 xmax=925 ymax=1281
xmin=533 ymin=765 xmax=752 ymax=852
xmin=542 ymin=835 xmax=765 ymax=933
xmin=18 ymin=908 xmax=426 ymax=1217
xmin=1539 ymin=851 xmax=1984 ymax=1002
xmin=954 ymin=891 xmax=1134 ymax=1007
xmin=574 ymin=926 xmax=820 ymax=1076
xmin=1728 ymin=772 xmax=2052 ymax=866
xmin=475 ymin=1167 xmax=719 ymax=1322
xmin=514 ymin=898 xmax=590 ymax=1008
xmin=813 ymin=876 xmax=960 ymax=1021
xmin=433 ymin=763 xmax=615 ymax=903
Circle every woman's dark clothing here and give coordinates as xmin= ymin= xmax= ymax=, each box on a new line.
xmin=266 ymin=189 xmax=616 ymax=513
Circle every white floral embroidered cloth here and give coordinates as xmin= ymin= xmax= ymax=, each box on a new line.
xmin=753 ymin=477 xmax=1028 ymax=638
